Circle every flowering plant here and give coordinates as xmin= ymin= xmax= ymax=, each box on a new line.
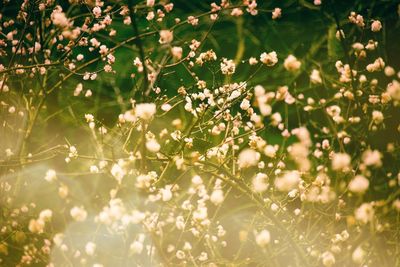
xmin=1 ymin=0 xmax=400 ymax=266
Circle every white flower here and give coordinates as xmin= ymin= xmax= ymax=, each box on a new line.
xmin=58 ymin=185 xmax=69 ymax=198
xmin=90 ymin=165 xmax=99 ymax=173
xmin=355 ymin=203 xmax=374 ymax=224
xmin=271 ymin=112 xmax=282 ymax=126
xmin=135 ymin=103 xmax=156 ymax=120
xmin=111 ymin=163 xmax=125 ymax=184
xmin=249 ymin=57 xmax=258 ymax=65
xmin=272 ymin=8 xmax=282 ymax=19
xmin=198 ymin=252 xmax=208 ymax=261
xmin=70 ymin=206 xmax=88 ymax=222
xmin=321 ymin=251 xmax=335 ymax=267
xmin=264 ymin=145 xmax=277 ymax=158
xmin=51 ymin=7 xmax=69 ymax=28
xmin=352 ymin=246 xmax=366 ymax=264
xmin=237 ymin=149 xmax=259 ymax=168
xmin=136 ymin=171 xmax=158 ymax=189
xmin=74 ymin=83 xmax=83 ymax=96
xmin=171 ymin=46 xmax=183 ymax=59
xmin=28 ymin=219 xmax=45 ymax=233
xmin=210 ymin=189 xmax=224 ymax=205
xmin=240 ymin=99 xmax=251 ymax=110
xmin=161 ymin=185 xmax=173 ymax=201
xmin=85 ymin=89 xmax=92 ymax=97
xmin=310 ymin=69 xmax=322 ymax=84
xmin=161 ymin=103 xmax=172 ymax=112
xmin=294 ymin=208 xmax=301 ymax=215
xmin=348 ymin=175 xmax=369 ymax=194
xmin=85 ymin=114 xmax=94 ymax=122
xmin=192 ymin=175 xmax=203 ymax=185
xmin=384 ymin=66 xmax=395 ymax=77
xmin=176 ymin=250 xmax=186 ymax=259
xmin=362 ymin=149 xmax=382 ymax=167
xmin=133 ymin=57 xmax=144 ymax=72
xmin=283 ymin=55 xmax=301 ymax=71
xmin=146 ymin=0 xmax=155 ymax=7
xmin=220 ymin=58 xmax=236 ymax=75
xmin=159 ymin=30 xmax=173 ymax=44
xmin=255 ymin=230 xmax=271 ymax=247
xmin=44 ymin=169 xmax=57 ymax=182
xmin=252 ymin=173 xmax=269 ymax=193
xmin=372 ymin=110 xmax=384 ymax=124
xmin=314 ymin=0 xmax=321 ymax=5
xmin=146 ymin=139 xmax=160 ymax=153
xmin=193 ymin=205 xmax=208 ymax=221
xmin=92 ymin=6 xmax=101 ymax=18
xmin=331 ymin=152 xmax=351 ymax=171
xmin=386 ymin=80 xmax=400 ymax=101
xmin=371 ymin=20 xmax=382 ymax=32
xmin=366 ymin=57 xmax=385 ymax=72
xmin=130 ymin=241 xmax=143 ymax=254
xmin=85 ymin=242 xmax=96 ymax=256
xmin=260 ymin=51 xmax=278 ymax=66
xmin=228 ymin=90 xmax=241 ymax=101
xmin=274 ymin=171 xmax=300 ymax=192
xmin=39 ymin=209 xmax=53 ymax=221
xmin=270 ymin=203 xmax=279 ymax=212
xmin=349 ymin=12 xmax=365 ymax=27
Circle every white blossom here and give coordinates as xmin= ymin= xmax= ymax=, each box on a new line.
xmin=70 ymin=206 xmax=88 ymax=222
xmin=284 ymin=55 xmax=301 ymax=71
xmin=355 ymin=203 xmax=374 ymax=224
xmin=136 ymin=103 xmax=156 ymax=120
xmin=331 ymin=152 xmax=351 ymax=171
xmin=348 ymin=175 xmax=369 ymax=194
xmin=255 ymin=230 xmax=271 ymax=247
xmin=44 ymin=169 xmax=57 ymax=182
xmin=238 ymin=149 xmax=259 ymax=168
xmin=274 ymin=171 xmax=301 ymax=192
xmin=260 ymin=51 xmax=278 ymax=66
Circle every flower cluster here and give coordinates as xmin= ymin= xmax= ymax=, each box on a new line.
xmin=0 ymin=0 xmax=399 ymax=266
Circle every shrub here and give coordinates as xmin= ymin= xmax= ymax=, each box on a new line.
xmin=1 ymin=0 xmax=400 ymax=266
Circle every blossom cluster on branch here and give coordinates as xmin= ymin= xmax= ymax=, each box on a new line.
xmin=0 ymin=0 xmax=400 ymax=266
